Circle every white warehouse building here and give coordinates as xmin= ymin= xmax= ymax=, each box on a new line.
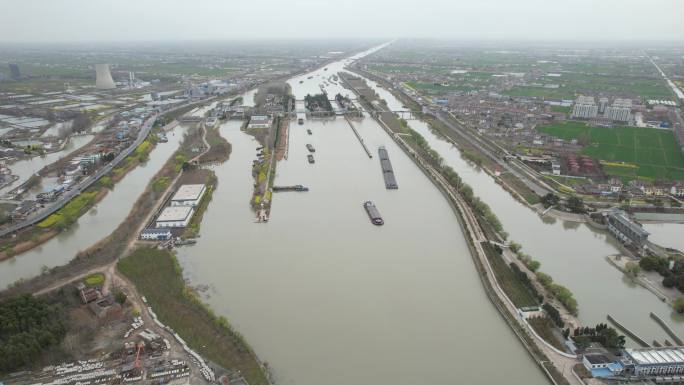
xmin=156 ymin=206 xmax=195 ymax=228
xmin=170 ymin=184 xmax=206 ymax=207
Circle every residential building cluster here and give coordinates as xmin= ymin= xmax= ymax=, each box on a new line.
xmin=572 ymin=95 xmax=632 ymax=123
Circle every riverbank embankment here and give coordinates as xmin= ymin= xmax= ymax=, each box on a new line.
xmin=342 ymin=74 xmax=579 ymax=385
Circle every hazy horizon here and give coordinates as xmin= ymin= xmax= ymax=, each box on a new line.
xmin=1 ymin=0 xmax=683 ymax=43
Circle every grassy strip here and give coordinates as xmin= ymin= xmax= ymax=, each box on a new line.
xmin=118 ymin=248 xmax=268 ymax=385
xmin=536 ymin=272 xmax=578 ymax=316
xmin=38 ymin=191 xmax=99 ymax=229
xmin=404 ymin=127 xmax=508 ymax=238
xmin=84 ymin=272 xmax=105 ymax=287
xmin=482 ymin=243 xmax=540 ymax=308
xmin=528 ymin=315 xmax=567 ymax=351
xmin=199 ymin=124 xmax=232 ymax=164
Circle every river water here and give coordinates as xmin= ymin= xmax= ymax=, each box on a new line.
xmin=0 ymin=125 xmax=187 ymax=288
xmin=176 ymin=48 xmax=548 ymax=385
xmin=644 ymin=223 xmax=684 ymax=252
xmin=360 ymin=74 xmax=684 ymax=344
xmin=2 ymin=43 xmax=679 ymax=383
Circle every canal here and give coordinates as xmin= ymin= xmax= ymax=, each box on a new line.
xmin=175 ymin=50 xmax=548 ymax=385
xmin=0 ymin=134 xmax=94 ymax=195
xmin=360 ymin=73 xmax=684 ymax=344
xmin=644 ymin=222 xmax=684 ymax=253
xmin=0 ymin=124 xmax=187 ymax=288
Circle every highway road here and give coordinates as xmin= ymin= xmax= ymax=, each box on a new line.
xmin=0 ymin=98 xmax=214 ymax=238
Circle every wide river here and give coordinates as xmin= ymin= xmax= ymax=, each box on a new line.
xmin=2 ymin=43 xmax=682 ymax=384
xmin=175 ymin=47 xmax=548 ymax=385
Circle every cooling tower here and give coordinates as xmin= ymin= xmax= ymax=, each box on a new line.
xmin=95 ymin=64 xmax=116 ymax=90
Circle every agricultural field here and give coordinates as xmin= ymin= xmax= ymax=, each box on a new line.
xmin=365 ymin=41 xmax=674 ymax=102
xmin=537 ymin=121 xmax=684 ymax=181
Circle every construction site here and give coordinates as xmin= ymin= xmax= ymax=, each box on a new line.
xmin=3 ymin=270 xmax=248 ymax=385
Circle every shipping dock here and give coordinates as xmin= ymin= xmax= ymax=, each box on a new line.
xmin=378 ymin=146 xmax=398 ymax=189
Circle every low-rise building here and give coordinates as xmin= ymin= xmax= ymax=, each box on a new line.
xmin=672 ymin=182 xmax=684 ymax=197
xmin=78 ymin=286 xmax=101 ymax=304
xmin=583 ymin=354 xmax=623 ymax=378
xmin=140 ymin=228 xmax=172 ymax=241
xmin=88 ymin=295 xmax=122 ymax=319
xmin=247 ymin=115 xmax=272 ymax=129
xmin=623 ymin=347 xmax=684 ymax=376
xmin=605 ymin=208 xmax=649 ymax=250
xmin=170 ymin=184 xmax=206 ymax=207
xmin=155 ymin=206 xmax=194 ymax=228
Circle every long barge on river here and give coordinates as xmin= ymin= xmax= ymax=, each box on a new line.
xmin=378 ymin=146 xmax=398 ymax=189
xmin=363 ymin=201 xmax=384 ymax=225
xmin=273 ymin=185 xmax=309 ymax=192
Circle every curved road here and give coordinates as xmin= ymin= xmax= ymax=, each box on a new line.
xmin=0 ymin=99 xmax=213 ymax=238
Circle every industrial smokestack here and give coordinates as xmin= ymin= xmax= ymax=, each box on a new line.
xmin=95 ymin=64 xmax=116 ymax=90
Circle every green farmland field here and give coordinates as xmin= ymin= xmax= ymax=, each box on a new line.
xmin=537 ymin=121 xmax=684 ymax=181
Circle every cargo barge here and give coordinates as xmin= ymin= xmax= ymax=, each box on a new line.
xmin=306 ymin=143 xmax=316 ymax=152
xmin=378 ymin=146 xmax=398 ymax=189
xmin=363 ymin=201 xmax=384 ymax=225
xmin=273 ymin=185 xmax=309 ymax=192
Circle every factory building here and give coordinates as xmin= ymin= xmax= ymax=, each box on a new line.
xmin=572 ymin=95 xmax=598 ymax=119
xmin=155 ymin=206 xmax=195 ymax=228
xmin=623 ymin=347 xmax=684 ymax=376
xmin=170 ymin=184 xmax=206 ymax=207
xmin=248 ymin=115 xmax=272 ymax=129
xmin=604 ymin=208 xmax=649 ymax=250
xmin=598 ymin=97 xmax=609 ymax=114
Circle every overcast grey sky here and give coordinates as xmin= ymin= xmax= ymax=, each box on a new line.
xmin=1 ymin=0 xmax=683 ymax=42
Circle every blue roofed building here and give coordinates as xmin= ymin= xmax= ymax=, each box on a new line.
xmin=583 ymin=354 xmax=623 ymax=378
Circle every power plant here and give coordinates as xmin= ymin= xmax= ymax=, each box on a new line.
xmin=95 ymin=63 xmax=116 ymax=90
